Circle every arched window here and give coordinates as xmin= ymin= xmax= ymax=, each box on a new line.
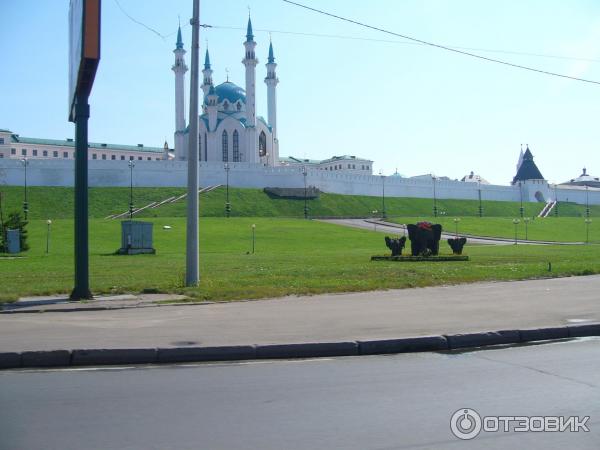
xmin=259 ymin=131 xmax=267 ymax=157
xmin=222 ymin=130 xmax=228 ymax=162
xmin=233 ymin=130 xmax=240 ymax=162
xmin=236 ymin=102 xmax=242 ymax=111
xmin=223 ymin=100 xmax=229 ymax=111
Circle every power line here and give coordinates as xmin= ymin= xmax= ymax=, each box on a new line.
xmin=208 ymin=24 xmax=600 ymax=65
xmin=113 ymin=0 xmax=167 ymax=40
xmin=281 ymin=0 xmax=600 ymax=86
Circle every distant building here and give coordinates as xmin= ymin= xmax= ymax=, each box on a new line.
xmin=512 ymin=146 xmax=545 ymax=185
xmin=460 ymin=171 xmax=490 ymax=185
xmin=0 ymin=128 xmax=171 ymax=161
xmin=280 ymin=155 xmax=373 ymax=174
xmin=561 ymin=168 xmax=600 ymax=188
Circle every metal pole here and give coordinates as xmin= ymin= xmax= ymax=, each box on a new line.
xmin=21 ymin=158 xmax=28 ymax=220
xmin=70 ymin=93 xmax=92 ymax=300
xmin=185 ymin=0 xmax=200 ymax=287
xmin=128 ymin=160 xmax=134 ymax=221
xmin=478 ymin=180 xmax=482 ymax=217
xmin=225 ymin=163 xmax=230 ymax=218
xmin=585 ymin=186 xmax=590 ymax=218
xmin=432 ymin=176 xmax=437 ymax=217
xmin=46 ymin=220 xmax=51 ymax=254
xmin=519 ymin=181 xmax=524 ymax=218
xmin=554 ymin=184 xmax=559 ymax=217
xmin=303 ymin=167 xmax=308 ymax=219
xmin=381 ymin=174 xmax=386 ymax=219
xmin=252 ymin=224 xmax=255 ymax=254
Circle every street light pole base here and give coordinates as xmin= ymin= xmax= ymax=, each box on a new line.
xmin=69 ymin=288 xmax=93 ymax=301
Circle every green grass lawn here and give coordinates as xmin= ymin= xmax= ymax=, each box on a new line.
xmin=387 ymin=216 xmax=598 ymax=243
xmin=1 ymin=185 xmax=598 ymax=219
xmin=1 ymin=217 xmax=599 ymax=302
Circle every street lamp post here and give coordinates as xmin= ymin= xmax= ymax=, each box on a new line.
xmin=302 ymin=166 xmax=308 ymax=219
xmin=523 ymin=217 xmax=530 ymax=241
xmin=380 ymin=171 xmax=386 ymax=219
xmin=477 ymin=179 xmax=483 ymax=218
xmin=585 ymin=186 xmax=590 ymax=218
xmin=453 ymin=218 xmax=461 ymax=237
xmin=20 ymin=158 xmax=29 ymax=220
xmin=518 ymin=181 xmax=524 ymax=218
xmin=432 ymin=175 xmax=438 ymax=218
xmin=224 ymin=163 xmax=231 ymax=218
xmin=46 ymin=219 xmax=52 ymax=254
xmin=128 ymin=160 xmax=135 ymax=221
xmin=585 ymin=218 xmax=592 ymax=244
xmin=512 ymin=218 xmax=520 ymax=245
xmin=554 ymin=184 xmax=559 ymax=217
xmin=251 ymin=223 xmax=256 ymax=254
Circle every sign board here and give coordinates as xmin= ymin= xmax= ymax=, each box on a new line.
xmin=69 ymin=0 xmax=101 ymax=122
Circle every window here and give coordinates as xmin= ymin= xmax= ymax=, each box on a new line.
xmin=0 ymin=154 xmax=3 ymax=158
xmin=348 ymin=164 xmax=351 ymax=169
xmin=236 ymin=102 xmax=241 ymax=111
xmin=43 ymin=150 xmax=48 ymax=157
xmin=11 ymin=148 xmax=16 ymax=155
xmin=138 ymin=156 xmax=142 ymax=160
xmin=21 ymin=149 xmax=27 ymax=156
xmin=233 ymin=130 xmax=240 ymax=162
xmin=63 ymin=152 xmax=68 ymax=158
xmin=102 ymin=154 xmax=106 ymax=160
xmin=223 ymin=100 xmax=229 ymax=110
xmin=147 ymin=157 xmax=151 ymax=161
xmin=129 ymin=156 xmax=134 ymax=161
xmin=32 ymin=149 xmax=38 ymax=156
xmin=259 ymin=131 xmax=267 ymax=157
xmin=0 ymin=138 xmax=4 ymax=144
xmin=53 ymin=151 xmax=58 ymax=157
xmin=121 ymin=155 xmax=125 ymax=160
xmin=222 ymin=130 xmax=228 ymax=162
xmin=111 ymin=155 xmax=116 ymax=160
xmin=352 ymin=164 xmax=356 ymax=169
xmin=92 ymin=154 xmax=97 ymax=160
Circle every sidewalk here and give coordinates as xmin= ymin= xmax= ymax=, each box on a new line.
xmin=1 ymin=276 xmax=599 ymax=359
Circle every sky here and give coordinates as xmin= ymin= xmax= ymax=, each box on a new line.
xmin=1 ymin=0 xmax=600 ymax=185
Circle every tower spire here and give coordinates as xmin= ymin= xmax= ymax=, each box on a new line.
xmin=268 ymin=39 xmax=275 ymax=63
xmin=204 ymin=47 xmax=211 ymax=70
xmin=246 ymin=14 xmax=254 ymax=42
xmin=176 ymin=24 xmax=184 ymax=49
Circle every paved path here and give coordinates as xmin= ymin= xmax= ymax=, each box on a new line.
xmin=319 ymin=218 xmax=583 ymax=245
xmin=1 ymin=275 xmax=599 ymax=352
xmin=2 ymin=340 xmax=598 ymax=450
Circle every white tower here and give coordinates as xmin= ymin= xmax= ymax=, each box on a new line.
xmin=264 ymin=40 xmax=278 ymax=140
xmin=172 ymin=25 xmax=188 ymax=160
xmin=242 ymin=16 xmax=258 ymax=163
xmin=201 ymin=48 xmax=213 ymax=97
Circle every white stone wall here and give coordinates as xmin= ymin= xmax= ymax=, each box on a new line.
xmin=1 ymin=158 xmax=599 ymax=206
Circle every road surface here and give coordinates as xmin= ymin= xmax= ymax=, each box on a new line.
xmin=1 ymin=339 xmax=598 ymax=450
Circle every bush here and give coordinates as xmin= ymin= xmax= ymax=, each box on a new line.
xmin=1 ymin=212 xmax=29 ymax=252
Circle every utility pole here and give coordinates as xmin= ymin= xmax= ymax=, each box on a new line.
xmin=185 ymin=0 xmax=200 ymax=287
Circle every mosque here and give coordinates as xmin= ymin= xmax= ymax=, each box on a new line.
xmin=172 ymin=17 xmax=279 ymax=166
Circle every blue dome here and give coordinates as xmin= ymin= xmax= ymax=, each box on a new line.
xmin=214 ymin=82 xmax=246 ymax=105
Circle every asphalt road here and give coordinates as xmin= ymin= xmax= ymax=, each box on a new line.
xmin=1 ymin=339 xmax=598 ymax=450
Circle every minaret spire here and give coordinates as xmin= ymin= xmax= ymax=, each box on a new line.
xmin=172 ymin=23 xmax=188 ymax=160
xmin=201 ymin=46 xmax=213 ymax=97
xmin=242 ymin=13 xmax=258 ymax=162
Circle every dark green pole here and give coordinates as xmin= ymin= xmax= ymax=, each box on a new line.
xmin=70 ymin=93 xmax=92 ymax=300
xmin=22 ymin=158 xmax=29 ymax=221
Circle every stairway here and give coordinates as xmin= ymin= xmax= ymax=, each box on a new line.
xmin=538 ymin=201 xmax=556 ymax=218
xmin=105 ymin=185 xmax=222 ymax=219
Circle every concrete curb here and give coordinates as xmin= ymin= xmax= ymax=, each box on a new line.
xmin=1 ymin=323 xmax=598 ymax=370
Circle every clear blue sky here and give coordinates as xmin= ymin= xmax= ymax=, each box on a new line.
xmin=2 ymin=0 xmax=600 ymax=185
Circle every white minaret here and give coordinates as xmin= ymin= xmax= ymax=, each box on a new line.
xmin=201 ymin=48 xmax=213 ymax=97
xmin=264 ymin=40 xmax=278 ymax=140
xmin=172 ymin=25 xmax=188 ymax=160
xmin=264 ymin=39 xmax=279 ymax=165
xmin=242 ymin=16 xmax=258 ymax=163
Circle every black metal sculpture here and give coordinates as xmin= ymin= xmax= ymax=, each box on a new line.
xmin=406 ymin=222 xmax=442 ymax=256
xmin=447 ymin=237 xmax=467 ymax=255
xmin=385 ymin=236 xmax=406 ymax=256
